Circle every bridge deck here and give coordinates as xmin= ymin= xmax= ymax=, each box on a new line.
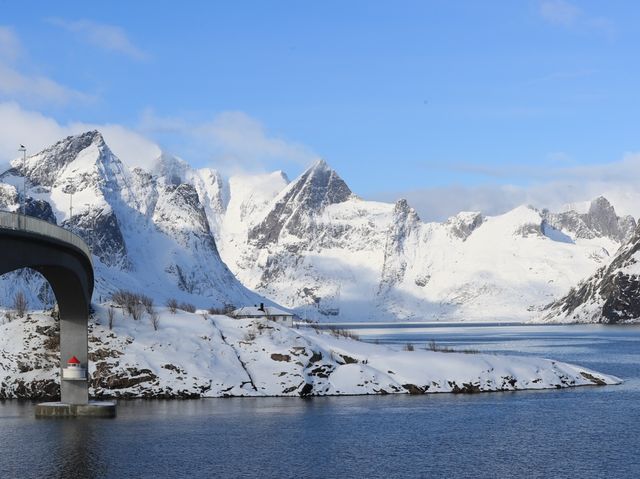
xmin=0 ymin=210 xmax=92 ymax=265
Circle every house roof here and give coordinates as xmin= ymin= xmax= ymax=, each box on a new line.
xmin=232 ymin=306 xmax=293 ymax=317
xmin=68 ymin=355 xmax=81 ymax=364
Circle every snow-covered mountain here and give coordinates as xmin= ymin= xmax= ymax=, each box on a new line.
xmin=1 ymin=131 xmax=637 ymax=323
xmin=217 ymin=160 xmax=636 ymax=322
xmin=0 ymin=131 xmax=261 ymax=309
xmin=542 ymin=221 xmax=640 ymax=323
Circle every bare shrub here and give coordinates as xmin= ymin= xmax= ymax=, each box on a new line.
xmin=150 ymin=307 xmax=160 ymax=331
xmin=111 ymin=290 xmax=129 ymax=308
xmin=112 ymin=290 xmax=146 ymax=320
xmin=207 ymin=303 xmax=236 ymax=315
xmin=404 ymin=343 xmax=415 ymax=352
xmin=107 ymin=306 xmax=115 ymax=330
xmin=178 ymin=302 xmax=196 ymax=313
xmin=327 ymin=325 xmax=360 ymax=341
xmin=208 ymin=304 xmax=235 ymax=315
xmin=140 ymin=294 xmax=154 ymax=314
xmin=166 ymin=298 xmax=178 ymax=314
xmin=130 ymin=302 xmax=144 ymax=321
xmin=4 ymin=311 xmax=13 ymax=323
xmin=13 ymin=291 xmax=28 ymax=318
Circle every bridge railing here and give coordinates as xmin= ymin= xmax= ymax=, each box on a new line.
xmin=0 ymin=211 xmax=92 ymax=264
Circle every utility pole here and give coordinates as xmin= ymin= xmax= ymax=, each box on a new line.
xmin=18 ymin=145 xmax=26 ymax=227
xmin=67 ymin=192 xmax=73 ymax=220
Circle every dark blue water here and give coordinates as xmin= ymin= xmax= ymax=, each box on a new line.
xmin=1 ymin=324 xmax=639 ymax=478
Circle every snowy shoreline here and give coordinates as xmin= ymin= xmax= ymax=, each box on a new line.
xmin=0 ymin=308 xmax=621 ymax=400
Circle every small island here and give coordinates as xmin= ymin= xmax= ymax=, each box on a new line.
xmin=0 ymin=305 xmax=619 ymax=400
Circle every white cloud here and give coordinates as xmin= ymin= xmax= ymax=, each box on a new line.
xmin=0 ymin=25 xmax=91 ymax=106
xmin=0 ymin=104 xmax=314 ymax=176
xmin=374 ymin=154 xmax=640 ymax=222
xmin=139 ymin=109 xmax=319 ymax=174
xmin=0 ymin=64 xmax=90 ymax=105
xmin=539 ymin=0 xmax=614 ymax=35
xmin=48 ymin=18 xmax=147 ymax=60
xmin=0 ymin=102 xmax=160 ymax=170
xmin=540 ymin=0 xmax=582 ymax=27
xmin=0 ymin=26 xmax=21 ymax=61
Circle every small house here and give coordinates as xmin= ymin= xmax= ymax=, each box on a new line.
xmin=231 ymin=303 xmax=295 ymax=324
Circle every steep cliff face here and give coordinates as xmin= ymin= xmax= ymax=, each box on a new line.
xmin=542 ymin=222 xmax=640 ymax=323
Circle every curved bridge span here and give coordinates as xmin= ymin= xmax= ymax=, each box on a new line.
xmin=0 ymin=211 xmax=93 ymax=405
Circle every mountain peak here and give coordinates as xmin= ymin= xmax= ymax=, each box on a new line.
xmin=293 ymin=158 xmax=352 ymax=205
xmin=308 ymin=158 xmax=329 ymax=172
xmin=247 ymin=159 xmax=352 ymax=247
xmin=588 ymin=196 xmax=614 ymax=216
xmin=152 ymin=153 xmax=190 ymax=185
xmin=8 ymin=130 xmax=109 ymax=187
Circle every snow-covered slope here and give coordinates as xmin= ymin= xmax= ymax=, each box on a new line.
xmin=542 ymin=222 xmax=640 ymax=323
xmin=0 ymin=309 xmax=619 ymax=399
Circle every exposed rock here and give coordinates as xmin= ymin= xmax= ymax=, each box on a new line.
xmin=544 ymin=222 xmax=640 ymax=323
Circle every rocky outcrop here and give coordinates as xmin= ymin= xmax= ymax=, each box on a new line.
xmin=543 ymin=196 xmax=636 ymax=243
xmin=248 ymin=159 xmax=353 ymax=248
xmin=378 ymin=199 xmax=421 ymax=294
xmin=543 ymin=222 xmax=640 ymax=323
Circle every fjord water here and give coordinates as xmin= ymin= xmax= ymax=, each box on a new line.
xmin=2 ymin=324 xmax=640 ymax=479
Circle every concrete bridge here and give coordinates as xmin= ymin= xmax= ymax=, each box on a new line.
xmin=0 ymin=210 xmax=94 ymax=408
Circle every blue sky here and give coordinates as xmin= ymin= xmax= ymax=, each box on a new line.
xmin=1 ymin=1 xmax=640 ymax=219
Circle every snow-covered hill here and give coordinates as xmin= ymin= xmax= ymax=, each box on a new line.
xmin=0 ymin=131 xmax=636 ymax=323
xmin=0 ymin=308 xmax=619 ymax=399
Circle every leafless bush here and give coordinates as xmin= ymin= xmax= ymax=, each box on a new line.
xmin=13 ymin=291 xmax=28 ymax=318
xmin=112 ymin=290 xmax=145 ymax=320
xmin=404 ymin=343 xmax=415 ymax=352
xmin=166 ymin=298 xmax=178 ymax=314
xmin=150 ymin=307 xmax=160 ymax=331
xmin=130 ymin=302 xmax=144 ymax=321
xmin=178 ymin=302 xmax=196 ymax=313
xmin=327 ymin=326 xmax=360 ymax=341
xmin=4 ymin=311 xmax=13 ymax=323
xmin=208 ymin=303 xmax=235 ymax=315
xmin=107 ymin=306 xmax=115 ymax=330
xmin=140 ymin=295 xmax=154 ymax=314
xmin=111 ymin=290 xmax=130 ymax=308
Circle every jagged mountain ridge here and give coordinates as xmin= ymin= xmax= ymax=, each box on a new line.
xmin=217 ymin=161 xmax=636 ymax=322
xmin=0 ymin=131 xmax=262 ymax=309
xmin=0 ymin=130 xmax=637 ymax=323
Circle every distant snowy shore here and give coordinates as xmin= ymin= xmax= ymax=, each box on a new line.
xmin=0 ymin=307 xmax=620 ymax=399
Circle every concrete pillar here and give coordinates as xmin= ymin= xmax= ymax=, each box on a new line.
xmin=60 ymin=315 xmax=89 ymax=404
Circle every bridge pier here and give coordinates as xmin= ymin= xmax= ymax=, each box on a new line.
xmin=60 ymin=315 xmax=89 ymax=404
xmin=0 ymin=211 xmax=115 ymax=418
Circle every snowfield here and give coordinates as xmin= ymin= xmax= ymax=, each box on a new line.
xmin=0 ymin=307 xmax=620 ymax=399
